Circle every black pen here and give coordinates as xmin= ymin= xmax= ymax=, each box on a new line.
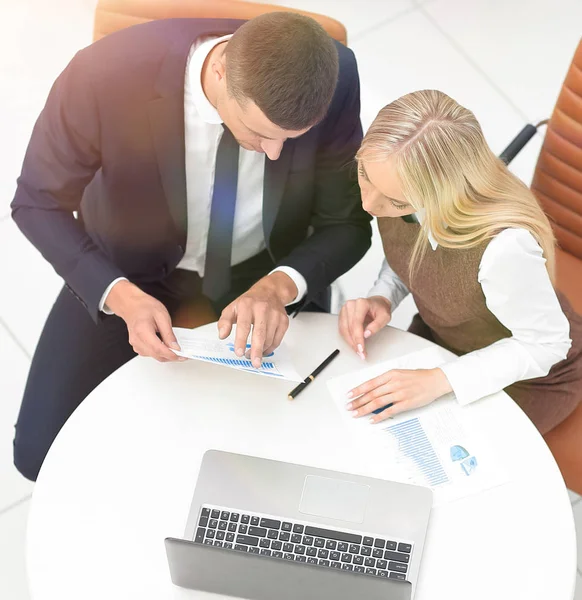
xmin=287 ymin=349 xmax=340 ymax=400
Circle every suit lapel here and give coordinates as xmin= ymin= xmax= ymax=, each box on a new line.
xmin=262 ymin=142 xmax=293 ymax=246
xmin=148 ymin=93 xmax=188 ymax=245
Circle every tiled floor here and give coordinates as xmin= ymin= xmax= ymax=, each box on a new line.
xmin=1 ymin=0 xmax=581 ymax=598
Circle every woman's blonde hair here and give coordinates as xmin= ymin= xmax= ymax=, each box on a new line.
xmin=357 ymin=90 xmax=556 ymax=282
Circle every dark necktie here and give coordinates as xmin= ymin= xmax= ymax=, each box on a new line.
xmin=202 ymin=125 xmax=240 ymax=301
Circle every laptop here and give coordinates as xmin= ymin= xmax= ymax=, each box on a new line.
xmin=165 ymin=450 xmax=432 ymax=600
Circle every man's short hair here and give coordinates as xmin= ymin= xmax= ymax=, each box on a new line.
xmin=225 ymin=12 xmax=339 ymax=130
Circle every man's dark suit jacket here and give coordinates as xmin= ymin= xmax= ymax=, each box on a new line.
xmin=11 ymin=18 xmax=371 ymax=322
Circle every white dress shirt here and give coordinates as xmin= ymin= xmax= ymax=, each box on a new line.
xmin=100 ymin=35 xmax=307 ymax=312
xmin=368 ymin=215 xmax=572 ymax=406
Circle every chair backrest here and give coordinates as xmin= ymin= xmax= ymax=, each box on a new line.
xmin=93 ymin=0 xmax=347 ymax=44
xmin=531 ymin=39 xmax=582 ymax=260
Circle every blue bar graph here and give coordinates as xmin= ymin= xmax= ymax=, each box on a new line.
xmin=384 ymin=418 xmax=449 ymax=486
xmin=192 ymin=355 xmax=275 ymax=370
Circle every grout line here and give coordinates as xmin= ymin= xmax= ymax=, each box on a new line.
xmin=350 ymin=4 xmax=422 ymax=43
xmin=0 ymin=316 xmax=31 ymax=360
xmin=0 ymin=493 xmax=32 ymax=518
xmin=417 ymin=4 xmax=530 ymax=123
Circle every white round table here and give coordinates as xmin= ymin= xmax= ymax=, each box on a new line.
xmin=27 ymin=313 xmax=577 ymax=600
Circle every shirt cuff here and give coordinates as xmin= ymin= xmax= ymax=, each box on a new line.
xmin=99 ymin=277 xmax=129 ymax=315
xmin=439 ymin=359 xmax=491 ymax=406
xmin=269 ymin=267 xmax=307 ymax=306
xmin=367 ymin=280 xmax=407 ymax=311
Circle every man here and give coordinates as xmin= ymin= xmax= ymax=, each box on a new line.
xmin=11 ymin=12 xmax=371 ymax=481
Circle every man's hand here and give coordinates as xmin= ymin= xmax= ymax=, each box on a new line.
xmin=105 ymin=280 xmax=183 ymax=362
xmin=339 ymin=296 xmax=392 ymax=360
xmin=217 ymin=272 xmax=297 ymax=368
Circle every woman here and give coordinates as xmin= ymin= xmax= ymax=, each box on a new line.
xmin=340 ymin=90 xmax=582 ymax=494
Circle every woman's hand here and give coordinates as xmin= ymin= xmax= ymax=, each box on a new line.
xmin=339 ymin=296 xmax=392 ymax=359
xmin=346 ymin=368 xmax=453 ymax=423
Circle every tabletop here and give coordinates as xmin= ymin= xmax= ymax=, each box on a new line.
xmin=27 ymin=313 xmax=578 ymax=600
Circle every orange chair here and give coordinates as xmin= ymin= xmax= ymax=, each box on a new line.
xmin=93 ymin=0 xmax=347 ymax=44
xmin=91 ymin=0 xmax=347 ymax=327
xmin=500 ymin=39 xmax=582 ymax=315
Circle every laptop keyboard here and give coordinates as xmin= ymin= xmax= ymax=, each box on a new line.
xmin=194 ymin=504 xmax=413 ymax=582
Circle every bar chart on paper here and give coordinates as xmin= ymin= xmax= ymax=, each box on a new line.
xmin=384 ymin=417 xmax=449 ymax=487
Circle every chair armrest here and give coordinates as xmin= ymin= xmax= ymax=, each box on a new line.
xmin=499 ymin=120 xmax=548 ymax=165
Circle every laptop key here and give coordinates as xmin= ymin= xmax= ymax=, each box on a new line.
xmin=338 ymin=542 xmax=348 ymax=552
xmin=295 ymin=546 xmax=306 ymax=555
xmin=226 ymin=533 xmax=235 ymax=542
xmin=373 ymin=549 xmax=383 ymax=559
xmin=388 ymin=561 xmax=408 ymax=574
xmin=384 ymin=551 xmax=409 ymax=563
xmin=234 ymin=544 xmax=248 ymax=552
xmin=363 ymin=537 xmax=374 ymax=546
xmin=377 ymin=559 xmax=387 ymax=569
xmin=260 ymin=518 xmax=281 ymax=530
xmin=325 ymin=540 xmax=337 ymax=550
xmin=228 ymin=523 xmax=237 ymax=532
xmin=318 ymin=549 xmax=329 ymax=559
xmin=314 ymin=538 xmax=325 ymax=548
xmin=249 ymin=527 xmax=267 ymax=538
xmin=282 ymin=522 xmax=292 ymax=532
xmin=218 ymin=522 xmax=227 ymax=531
xmin=364 ymin=557 xmax=375 ymax=567
xmin=295 ymin=556 xmax=307 ymax=563
xmin=279 ymin=532 xmax=290 ymax=541
xmin=361 ymin=546 xmax=371 ymax=556
xmin=209 ymin=520 xmax=218 ymax=529
xmin=224 ymin=543 xmax=233 ymax=549
xmin=307 ymin=557 xmax=318 ymax=565
xmin=342 ymin=564 xmax=353 ymax=571
xmin=303 ymin=536 xmax=314 ymax=546
xmin=239 ymin=525 xmax=248 ymax=535
xmin=236 ymin=535 xmax=259 ymax=547
xmin=354 ymin=566 xmax=365 ymax=573
xmin=195 ymin=528 xmax=205 ymax=543
xmin=398 ymin=543 xmax=412 ymax=553
xmin=366 ymin=568 xmax=377 ymax=576
xmin=374 ymin=539 xmax=385 ymax=549
xmin=272 ymin=551 xmax=283 ymax=558
xmin=378 ymin=570 xmax=389 ymax=578
xmin=389 ymin=572 xmax=406 ymax=581
xmin=241 ymin=515 xmax=250 ymax=525
xmin=204 ymin=539 xmax=213 ymax=545
xmin=214 ymin=541 xmax=223 ymax=548
xmin=283 ymin=543 xmax=294 ymax=552
xmin=306 ymin=547 xmax=317 ymax=557
xmin=251 ymin=517 xmax=260 ymax=526
xmin=284 ymin=553 xmax=294 ymax=561
xmin=211 ymin=510 xmax=220 ymax=519
xmin=260 ymin=549 xmax=272 ymax=556
xmin=386 ymin=541 xmax=397 ymax=551
xmin=330 ymin=551 xmax=340 ymax=561
xmin=319 ymin=559 xmax=330 ymax=567
xmin=353 ymin=555 xmax=364 ymax=565
xmin=331 ymin=562 xmax=341 ymax=569
xmin=268 ymin=530 xmax=279 ymax=540
xmin=272 ymin=541 xmax=282 ymax=551
xmin=259 ymin=539 xmax=270 ymax=548
xmin=201 ymin=508 xmax=210 ymax=518
xmin=221 ymin=511 xmax=230 ymax=520
xmin=230 ymin=513 xmax=240 ymax=523
xmin=349 ymin=544 xmax=360 ymax=554
xmin=206 ymin=530 xmax=215 ymax=539
xmin=249 ymin=547 xmax=260 ymax=554
xmin=216 ymin=531 xmax=225 ymax=541
xmin=199 ymin=517 xmax=209 ymax=528
xmin=293 ymin=524 xmax=304 ymax=534
xmin=341 ymin=554 xmax=352 ymax=563
xmin=304 ymin=527 xmax=362 ymax=545
xmin=291 ymin=534 xmax=302 ymax=544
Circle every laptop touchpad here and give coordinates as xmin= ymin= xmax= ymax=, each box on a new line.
xmin=299 ymin=476 xmax=370 ymax=524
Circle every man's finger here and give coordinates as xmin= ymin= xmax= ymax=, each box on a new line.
xmin=140 ymin=329 xmax=177 ymax=361
xmin=154 ymin=310 xmax=180 ymax=358
xmin=217 ymin=304 xmax=236 ymax=339
xmin=263 ymin=316 xmax=289 ymax=356
xmin=249 ymin=304 xmax=269 ymax=368
xmin=233 ymin=303 xmax=253 ymax=357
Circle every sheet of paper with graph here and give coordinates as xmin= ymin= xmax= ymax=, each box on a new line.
xmin=326 ymin=346 xmax=509 ymax=506
xmin=171 ymin=327 xmax=303 ymax=382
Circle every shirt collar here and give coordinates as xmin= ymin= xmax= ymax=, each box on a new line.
xmin=413 ymin=208 xmax=439 ymax=251
xmin=187 ymin=34 xmax=232 ymax=125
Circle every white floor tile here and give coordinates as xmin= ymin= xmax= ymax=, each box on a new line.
xmin=0 ymin=219 xmax=62 ymax=357
xmin=253 ymin=0 xmax=414 ymax=40
xmin=422 ymin=0 xmax=582 ymax=122
xmin=0 ymin=500 xmax=31 ymax=600
xmin=0 ymin=0 xmax=96 ymax=219
xmin=574 ymin=501 xmax=582 ymax=573
xmin=0 ymin=325 xmax=33 ymax=509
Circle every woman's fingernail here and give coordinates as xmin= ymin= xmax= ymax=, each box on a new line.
xmin=358 ymin=352 xmax=366 ymax=361
xmin=369 ymin=417 xmax=376 ymax=424
xmin=364 ymin=330 xmax=372 ymax=338
xmin=351 ymin=411 xmax=358 ymax=418
xmin=236 ymin=348 xmax=244 ymax=356
xmin=178 ymin=357 xmax=188 ymax=362
xmin=357 ymin=344 xmax=364 ymax=353
xmin=346 ymin=402 xmax=353 ymax=410
xmin=347 ymin=391 xmax=353 ymax=399
xmin=170 ymin=342 xmax=180 ymax=350
xmin=219 ymin=327 xmax=226 ymax=337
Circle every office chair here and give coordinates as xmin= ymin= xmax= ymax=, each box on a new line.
xmin=500 ymin=39 xmax=582 ymax=315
